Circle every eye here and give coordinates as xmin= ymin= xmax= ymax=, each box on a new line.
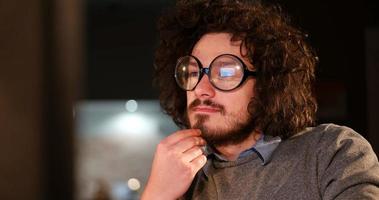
xmin=189 ymin=71 xmax=199 ymax=77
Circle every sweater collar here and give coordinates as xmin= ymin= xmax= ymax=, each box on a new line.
xmin=203 ymin=135 xmax=281 ymax=164
xmin=201 ymin=135 xmax=281 ymax=176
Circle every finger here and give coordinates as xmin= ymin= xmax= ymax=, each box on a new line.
xmin=172 ymin=136 xmax=206 ymax=153
xmin=182 ymin=146 xmax=204 ymax=163
xmin=190 ymin=155 xmax=207 ymax=173
xmin=163 ymin=129 xmax=201 ymax=146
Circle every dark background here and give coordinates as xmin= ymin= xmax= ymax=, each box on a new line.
xmin=85 ymin=0 xmax=378 ymax=145
xmin=85 ymin=0 xmax=377 ymax=99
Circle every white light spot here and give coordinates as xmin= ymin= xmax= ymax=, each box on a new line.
xmin=127 ymin=178 xmax=140 ymax=191
xmin=125 ymin=100 xmax=138 ymax=112
xmin=107 ymin=113 xmax=158 ymax=138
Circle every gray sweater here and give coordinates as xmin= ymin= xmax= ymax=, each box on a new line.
xmin=183 ymin=124 xmax=379 ymax=200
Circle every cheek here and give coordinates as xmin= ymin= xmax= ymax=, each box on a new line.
xmin=186 ymin=91 xmax=195 ymax=107
xmin=243 ymin=79 xmax=256 ymax=99
xmin=234 ymin=80 xmax=256 ymax=110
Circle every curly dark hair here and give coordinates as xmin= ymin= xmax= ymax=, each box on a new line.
xmin=153 ymin=0 xmax=318 ymax=139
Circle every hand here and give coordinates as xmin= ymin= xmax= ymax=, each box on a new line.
xmin=141 ymin=129 xmax=207 ymax=200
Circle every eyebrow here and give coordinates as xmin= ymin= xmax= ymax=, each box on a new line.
xmin=188 ymin=61 xmax=198 ymax=66
xmin=212 ymin=60 xmax=236 ymax=65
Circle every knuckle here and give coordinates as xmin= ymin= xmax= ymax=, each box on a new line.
xmin=176 ymin=129 xmax=188 ymax=136
xmin=172 ymin=151 xmax=182 ymax=159
xmin=156 ymin=141 xmax=168 ymax=152
xmin=192 ymin=137 xmax=200 ymax=145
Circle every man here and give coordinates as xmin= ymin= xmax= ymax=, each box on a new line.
xmin=142 ymin=0 xmax=379 ymax=199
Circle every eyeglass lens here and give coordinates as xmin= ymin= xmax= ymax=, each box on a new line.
xmin=175 ymin=55 xmax=245 ymax=91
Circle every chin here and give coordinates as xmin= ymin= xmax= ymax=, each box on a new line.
xmin=191 ymin=114 xmax=255 ymax=147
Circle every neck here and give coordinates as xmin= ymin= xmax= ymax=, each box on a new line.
xmin=214 ymin=131 xmax=261 ymax=161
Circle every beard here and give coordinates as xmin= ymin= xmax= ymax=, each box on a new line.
xmin=188 ymin=99 xmax=255 ymax=147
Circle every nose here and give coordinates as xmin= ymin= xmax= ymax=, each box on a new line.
xmin=194 ymin=74 xmax=216 ymax=99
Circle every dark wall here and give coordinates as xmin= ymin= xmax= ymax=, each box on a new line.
xmin=0 ymin=0 xmax=82 ymax=199
xmin=0 ymin=1 xmax=44 ymax=198
xmin=268 ymin=1 xmax=366 ymax=141
xmin=86 ymin=2 xmax=171 ymax=99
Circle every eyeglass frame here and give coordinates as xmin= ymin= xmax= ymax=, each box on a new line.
xmin=174 ymin=53 xmax=258 ymax=91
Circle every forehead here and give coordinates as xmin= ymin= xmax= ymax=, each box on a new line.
xmin=191 ymin=33 xmax=252 ymax=68
xmin=192 ymin=33 xmax=242 ymax=57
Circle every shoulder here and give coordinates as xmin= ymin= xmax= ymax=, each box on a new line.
xmin=281 ymin=123 xmax=378 ymax=171
xmin=290 ymin=123 xmax=372 ymax=152
xmin=288 ymin=124 xmax=379 ymax=199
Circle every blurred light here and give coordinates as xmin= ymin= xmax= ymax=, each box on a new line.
xmin=125 ymin=100 xmax=138 ymax=112
xmin=127 ymin=178 xmax=141 ymax=191
xmin=110 ymin=113 xmax=158 ymax=138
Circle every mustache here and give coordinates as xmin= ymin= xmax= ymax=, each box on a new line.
xmin=188 ymin=99 xmax=225 ymax=114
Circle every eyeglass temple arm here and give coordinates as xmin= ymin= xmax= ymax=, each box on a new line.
xmin=245 ymin=70 xmax=258 ymax=77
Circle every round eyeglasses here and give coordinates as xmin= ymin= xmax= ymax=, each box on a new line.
xmin=174 ymin=54 xmax=258 ymax=91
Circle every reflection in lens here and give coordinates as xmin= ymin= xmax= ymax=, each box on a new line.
xmin=220 ymin=68 xmax=236 ymax=77
xmin=210 ymin=55 xmax=244 ymax=90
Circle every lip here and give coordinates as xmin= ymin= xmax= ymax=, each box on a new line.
xmin=192 ymin=106 xmax=220 ymax=113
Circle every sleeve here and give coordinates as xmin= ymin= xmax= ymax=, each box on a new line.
xmin=317 ymin=125 xmax=379 ymax=200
